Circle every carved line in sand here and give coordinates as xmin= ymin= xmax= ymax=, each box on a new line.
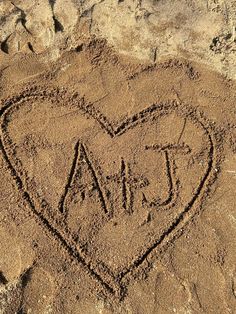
xmin=0 ymin=87 xmax=216 ymax=298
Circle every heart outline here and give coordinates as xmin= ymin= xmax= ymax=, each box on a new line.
xmin=0 ymin=87 xmax=218 ymax=298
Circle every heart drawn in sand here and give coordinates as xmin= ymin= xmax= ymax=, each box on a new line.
xmin=0 ymin=87 xmax=217 ymax=297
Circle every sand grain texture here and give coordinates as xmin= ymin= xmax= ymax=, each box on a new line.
xmin=0 ymin=2 xmax=236 ymax=314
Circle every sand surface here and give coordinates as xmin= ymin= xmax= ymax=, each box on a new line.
xmin=0 ymin=2 xmax=236 ymax=314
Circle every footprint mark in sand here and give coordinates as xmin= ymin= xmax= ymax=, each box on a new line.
xmin=0 ymin=266 xmax=54 ymax=314
xmin=0 ymin=227 xmax=23 ymax=282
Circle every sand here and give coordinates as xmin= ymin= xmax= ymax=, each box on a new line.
xmin=0 ymin=2 xmax=236 ymax=314
xmin=1 ymin=0 xmax=236 ymax=78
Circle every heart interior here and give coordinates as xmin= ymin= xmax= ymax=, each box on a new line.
xmin=2 ymin=95 xmax=213 ymax=277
